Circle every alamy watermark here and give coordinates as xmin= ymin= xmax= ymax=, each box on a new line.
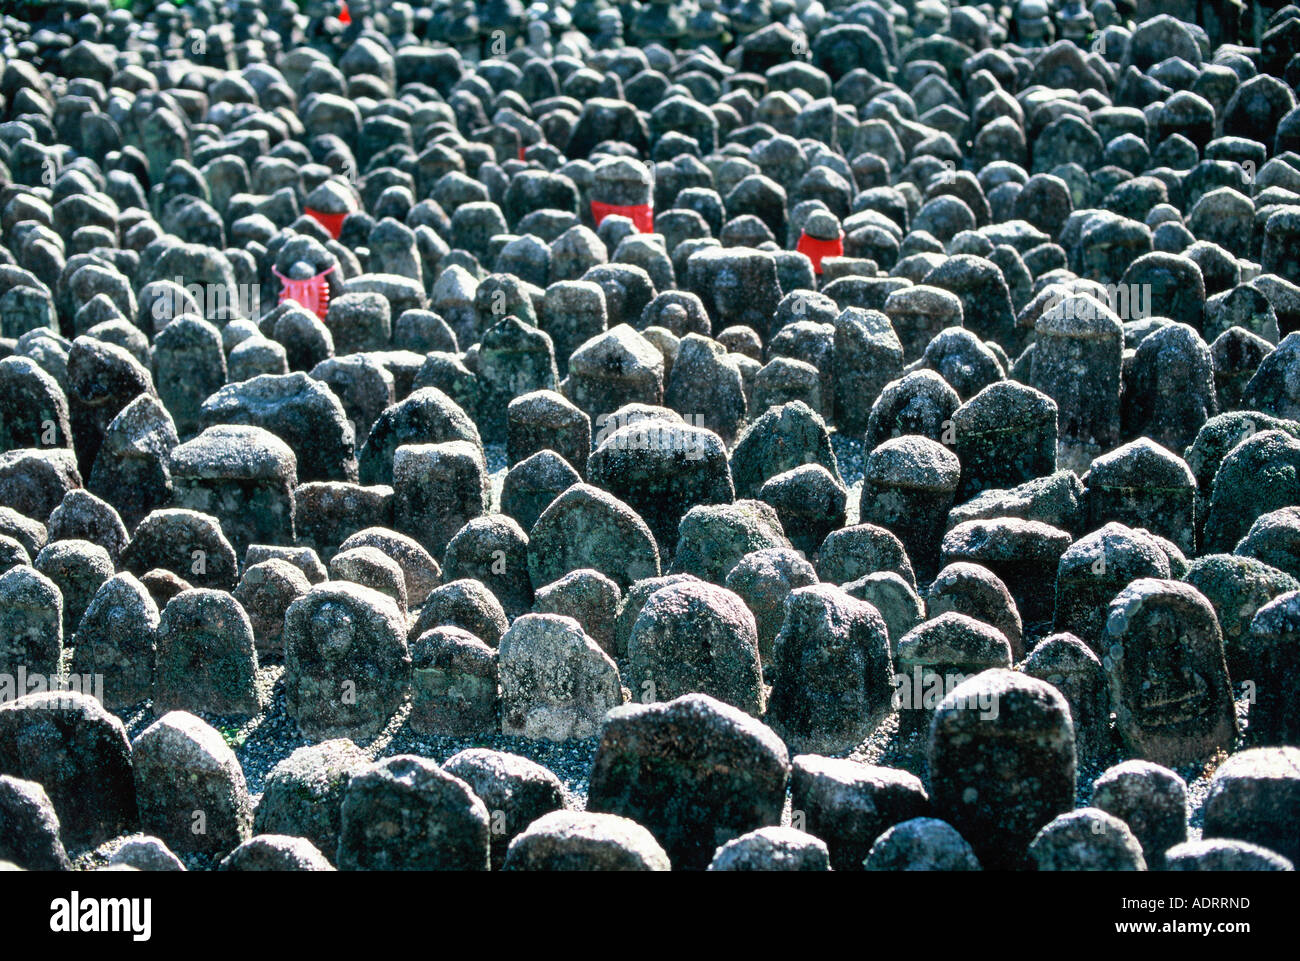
xmin=152 ymin=277 xmax=262 ymax=322
xmin=891 ymin=666 xmax=999 ymax=719
xmin=593 ymin=410 xmax=710 ymax=461
xmin=1043 ymin=282 xmax=1152 ymax=321
xmin=50 ymin=892 xmax=151 ymax=941
xmin=0 ymin=667 xmax=104 ymax=708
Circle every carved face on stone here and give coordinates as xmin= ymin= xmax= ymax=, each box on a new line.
xmin=661 ymin=303 xmax=688 ymax=330
xmin=313 ymin=601 xmax=357 ymax=658
xmin=712 ymin=264 xmax=745 ymax=319
xmin=1131 ymin=606 xmax=1212 ymax=730
xmin=1104 ymin=580 xmax=1236 ymax=766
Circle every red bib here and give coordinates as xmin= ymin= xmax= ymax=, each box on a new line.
xmin=591 ymin=199 xmax=654 ymax=233
xmin=305 ymin=207 xmax=349 ymax=240
xmin=796 ymin=231 xmax=845 ymax=275
xmin=273 ymin=265 xmax=335 ymax=321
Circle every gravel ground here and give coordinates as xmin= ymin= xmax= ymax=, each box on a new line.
xmin=486 ymin=442 xmax=509 ymax=512
xmin=87 ymin=670 xmax=1245 ymax=865
xmin=76 ymin=634 xmax=1252 ymax=866
xmin=65 ymin=432 xmax=1242 ymax=867
xmin=830 ymin=429 xmax=866 ymax=527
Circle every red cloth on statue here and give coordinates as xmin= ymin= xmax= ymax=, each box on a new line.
xmin=796 ymin=231 xmax=845 ymax=274
xmin=590 ymin=199 xmax=654 ymax=233
xmin=339 ymin=2 xmax=352 ymax=25
xmin=273 ymin=264 xmax=335 ymax=320
xmin=305 ymin=207 xmax=349 ymax=239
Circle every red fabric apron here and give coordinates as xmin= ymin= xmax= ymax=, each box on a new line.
xmin=273 ymin=264 xmax=335 ymax=320
xmin=796 ymin=232 xmax=845 ymax=275
xmin=591 ymin=199 xmax=654 ymax=233
xmin=305 ymin=207 xmax=349 ymax=240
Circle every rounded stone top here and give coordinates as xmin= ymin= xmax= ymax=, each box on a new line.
xmin=0 ymin=563 xmax=62 ymax=609
xmin=866 ymin=434 xmax=962 ymax=492
xmin=953 ymin=380 xmax=1056 ymax=433
xmin=306 ymin=178 xmax=357 ymax=213
xmin=1060 ymin=518 xmax=1169 ymax=568
xmin=1093 ymin=758 xmax=1188 ymax=795
xmin=1087 ymin=437 xmax=1196 ymax=489
xmin=884 ymin=283 xmax=964 ymax=318
xmin=1163 ymin=838 xmax=1294 ymax=871
xmin=932 ymin=667 xmax=1072 ymax=732
xmin=1023 ymin=631 xmax=1102 ymax=673
xmin=896 ymin=611 xmax=1012 ymax=667
xmin=569 ymin=323 xmax=664 ymax=375
xmin=1035 ymin=291 xmax=1123 ymax=338
xmin=1209 ymin=745 xmax=1300 ymax=784
xmin=169 ymin=424 xmax=298 ymax=483
xmin=791 ymin=754 xmax=925 ymax=793
xmin=1105 ymin=577 xmax=1218 ymax=636
xmin=601 ymin=691 xmax=790 ymax=764
xmin=592 ymin=155 xmax=653 ymax=186
xmin=132 ymin=709 xmax=242 ymax=773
